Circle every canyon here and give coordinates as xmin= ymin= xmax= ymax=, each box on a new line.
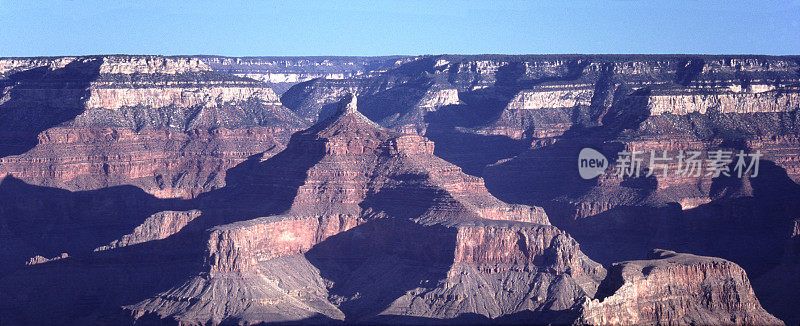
xmin=0 ymin=54 xmax=797 ymax=325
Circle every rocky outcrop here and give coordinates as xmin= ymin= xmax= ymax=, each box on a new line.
xmin=579 ymin=249 xmax=782 ymax=325
xmin=26 ymin=252 xmax=69 ymax=265
xmin=418 ymin=87 xmax=461 ymax=111
xmin=99 ymin=56 xmax=210 ymax=74
xmin=204 ymin=215 xmax=361 ymax=275
xmin=201 ymin=56 xmax=405 ymax=94
xmin=0 ymin=126 xmax=293 ymax=199
xmin=127 ymin=255 xmax=343 ymax=325
xmin=125 ymin=95 xmax=594 ymax=324
xmin=0 ymin=55 xmax=307 ymax=198
xmin=506 ymin=87 xmax=594 ymax=111
xmin=647 ymin=89 xmax=800 ymax=115
xmin=0 ymin=55 xmax=210 ymax=77
xmin=94 ymin=210 xmax=203 ymax=251
xmin=85 ymin=86 xmax=280 ymax=110
xmin=381 ymin=221 xmax=605 ymax=321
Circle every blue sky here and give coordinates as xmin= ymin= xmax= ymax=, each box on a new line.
xmin=1 ymin=0 xmax=798 ymax=57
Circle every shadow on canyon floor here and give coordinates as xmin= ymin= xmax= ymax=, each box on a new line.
xmin=366 ymin=310 xmax=579 ymax=326
xmin=423 ymin=60 xmax=594 ymax=177
xmin=305 ymin=219 xmax=457 ymax=323
xmin=561 ymin=161 xmax=799 ymax=272
xmin=0 ymin=58 xmax=102 ymax=158
xmin=0 ymin=227 xmax=206 ymax=325
xmin=553 ymin=160 xmax=800 ymax=324
xmin=129 ymin=310 xmax=577 ymax=326
xmin=483 ymin=85 xmax=653 ymax=208
xmin=0 ymin=175 xmax=190 ymax=271
xmin=0 ymin=128 xmax=328 ymax=324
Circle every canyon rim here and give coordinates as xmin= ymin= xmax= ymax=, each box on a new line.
xmin=0 ymin=54 xmax=797 ymax=325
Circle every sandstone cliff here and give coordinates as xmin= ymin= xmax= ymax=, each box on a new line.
xmin=0 ymin=55 xmax=307 ymax=199
xmin=579 ymin=249 xmax=781 ymax=325
xmin=124 ymin=95 xmax=599 ymax=324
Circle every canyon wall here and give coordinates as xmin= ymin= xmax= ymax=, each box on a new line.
xmin=579 ymin=250 xmax=781 ymax=325
xmin=0 ymin=54 xmax=797 ymax=324
xmin=0 ymin=55 xmax=306 ymax=199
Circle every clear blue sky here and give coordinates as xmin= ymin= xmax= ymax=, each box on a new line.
xmin=1 ymin=0 xmax=798 ymax=57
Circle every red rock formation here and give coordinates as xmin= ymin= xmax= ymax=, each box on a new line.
xmin=94 ymin=210 xmax=203 ymax=251
xmin=579 ymin=249 xmax=782 ymax=325
xmin=0 ymin=55 xmax=307 ymax=199
xmin=1 ymin=55 xmax=796 ymax=325
xmin=125 ymin=94 xmax=595 ymax=324
xmin=381 ymin=221 xmax=606 ymax=321
xmin=0 ymin=126 xmax=292 ymax=198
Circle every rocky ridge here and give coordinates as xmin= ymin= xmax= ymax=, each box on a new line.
xmin=123 ymin=95 xmax=604 ymax=324
xmin=0 ymin=54 xmax=797 ymax=324
xmin=579 ymin=249 xmax=782 ymax=325
xmin=0 ymin=55 xmax=307 ymax=199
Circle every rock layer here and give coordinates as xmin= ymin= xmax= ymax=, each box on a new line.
xmin=125 ymin=95 xmax=597 ymax=324
xmin=579 ymin=250 xmax=781 ymax=325
xmin=1 ymin=54 xmax=797 ymax=325
xmin=0 ymin=55 xmax=307 ymax=199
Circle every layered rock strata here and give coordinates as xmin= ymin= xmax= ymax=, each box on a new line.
xmin=579 ymin=250 xmax=782 ymax=325
xmin=0 ymin=55 xmax=307 ymax=198
xmin=1 ymin=54 xmax=797 ymax=324
xmin=125 ymin=95 xmax=600 ymax=324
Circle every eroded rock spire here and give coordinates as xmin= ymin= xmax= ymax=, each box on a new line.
xmin=338 ymin=93 xmax=358 ymax=114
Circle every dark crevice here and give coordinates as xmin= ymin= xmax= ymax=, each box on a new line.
xmin=593 ymin=264 xmax=625 ymax=302
xmin=675 ymin=58 xmax=705 ymax=86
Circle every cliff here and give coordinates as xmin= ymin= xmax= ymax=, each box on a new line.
xmin=200 ymin=56 xmax=406 ymax=94
xmin=1 ymin=54 xmax=798 ymax=325
xmin=0 ymin=55 xmax=307 ymax=199
xmin=124 ymin=95 xmax=596 ymax=324
xmin=579 ymin=250 xmax=782 ymax=325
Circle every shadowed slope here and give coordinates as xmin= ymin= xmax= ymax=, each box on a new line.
xmin=0 ymin=58 xmax=103 ymax=157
